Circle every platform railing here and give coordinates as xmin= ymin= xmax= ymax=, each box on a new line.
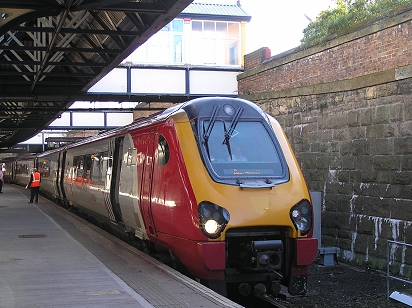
xmin=386 ymin=240 xmax=412 ymax=301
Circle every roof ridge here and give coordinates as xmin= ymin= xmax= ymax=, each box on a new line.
xmin=192 ymin=2 xmax=240 ymax=6
xmin=181 ymin=1 xmax=250 ymax=19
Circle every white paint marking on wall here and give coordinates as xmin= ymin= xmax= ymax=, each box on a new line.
xmin=349 ymin=194 xmax=358 ymax=224
xmin=294 ymin=123 xmax=308 ymax=137
xmin=347 ymin=231 xmax=357 ymax=261
xmin=328 ymin=169 xmax=338 ymax=182
xmin=359 ymin=182 xmax=370 ymax=190
xmin=370 ymin=216 xmax=383 ymax=250
xmin=322 ymin=181 xmax=327 ymax=212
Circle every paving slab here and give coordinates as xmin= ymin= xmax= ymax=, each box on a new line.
xmin=0 ymin=185 xmax=242 ymax=308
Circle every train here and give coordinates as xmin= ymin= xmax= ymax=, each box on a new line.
xmin=2 ymin=97 xmax=318 ymax=297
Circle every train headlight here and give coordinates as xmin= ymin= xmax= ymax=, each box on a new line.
xmin=198 ymin=201 xmax=230 ymax=239
xmin=290 ymin=199 xmax=312 ymax=236
xmin=204 ymin=220 xmax=219 ymax=234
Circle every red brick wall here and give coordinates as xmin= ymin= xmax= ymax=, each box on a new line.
xmin=239 ymin=14 xmax=412 ymax=95
xmin=243 ymin=47 xmax=271 ymax=71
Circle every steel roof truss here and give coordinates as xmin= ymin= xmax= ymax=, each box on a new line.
xmin=0 ymin=0 xmax=194 ymax=148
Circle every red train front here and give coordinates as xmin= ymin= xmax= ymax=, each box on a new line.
xmin=19 ymin=97 xmax=318 ymax=297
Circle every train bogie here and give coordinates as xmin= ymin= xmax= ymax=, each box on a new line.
xmin=3 ymin=97 xmax=318 ymax=298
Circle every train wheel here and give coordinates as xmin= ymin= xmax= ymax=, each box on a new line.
xmin=288 ymin=274 xmax=307 ymax=296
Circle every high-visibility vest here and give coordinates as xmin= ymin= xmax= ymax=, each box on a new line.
xmin=30 ymin=172 xmax=41 ymax=188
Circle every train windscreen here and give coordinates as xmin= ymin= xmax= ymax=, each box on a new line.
xmin=202 ymin=120 xmax=285 ymax=179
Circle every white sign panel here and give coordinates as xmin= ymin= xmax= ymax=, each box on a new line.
xmin=131 ymin=69 xmax=186 ymax=94
xmin=72 ymin=113 xmax=105 ymax=126
xmin=190 ymin=70 xmax=239 ymax=95
xmin=89 ymin=68 xmax=128 ymax=93
xmin=49 ymin=113 xmax=71 ymax=127
xmin=107 ymin=113 xmax=134 ymax=126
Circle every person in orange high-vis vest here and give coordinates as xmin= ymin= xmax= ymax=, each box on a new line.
xmin=27 ymin=168 xmax=41 ymax=203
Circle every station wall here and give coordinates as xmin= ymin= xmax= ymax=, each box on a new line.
xmin=238 ymin=6 xmax=412 ymax=275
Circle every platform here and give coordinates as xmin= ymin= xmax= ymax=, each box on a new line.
xmin=0 ymin=184 xmax=242 ymax=308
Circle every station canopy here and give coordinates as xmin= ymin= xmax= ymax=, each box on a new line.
xmin=0 ymin=0 xmax=193 ymax=149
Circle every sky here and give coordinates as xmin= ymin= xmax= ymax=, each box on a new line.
xmin=238 ymin=0 xmax=336 ymax=55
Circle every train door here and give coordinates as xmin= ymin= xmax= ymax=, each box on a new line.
xmin=58 ymin=151 xmax=67 ymax=200
xmin=11 ymin=161 xmax=16 ymax=183
xmin=139 ymin=131 xmax=157 ymax=237
xmin=56 ymin=151 xmax=62 ymax=199
xmin=105 ymin=137 xmax=123 ymax=223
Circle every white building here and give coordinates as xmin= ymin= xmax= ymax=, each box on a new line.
xmin=90 ymin=1 xmax=250 ymax=99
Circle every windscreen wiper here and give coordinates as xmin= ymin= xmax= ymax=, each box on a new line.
xmin=203 ymin=105 xmax=220 ymax=159
xmin=222 ymin=106 xmax=243 ymax=160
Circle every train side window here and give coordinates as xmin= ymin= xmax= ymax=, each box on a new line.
xmin=157 ymin=135 xmax=170 ymax=166
xmin=71 ymin=157 xmax=79 ymax=179
xmin=101 ymin=152 xmax=109 ymax=180
xmin=16 ymin=164 xmax=25 ymax=175
xmin=127 ymin=148 xmax=137 ymax=166
xmin=91 ymin=154 xmax=101 ymax=184
xmin=72 ymin=155 xmax=85 ymax=179
xmin=84 ymin=155 xmax=92 ymax=179
xmin=39 ymin=160 xmax=50 ymax=178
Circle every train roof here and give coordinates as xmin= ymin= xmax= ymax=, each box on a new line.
xmin=49 ymin=102 xmax=184 ymax=151
xmin=33 ymin=97 xmax=270 ymax=153
xmin=180 ymin=97 xmax=268 ymax=120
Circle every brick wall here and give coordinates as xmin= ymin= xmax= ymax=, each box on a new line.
xmin=133 ymin=102 xmax=175 ymax=120
xmin=244 ymin=47 xmax=271 ymax=71
xmin=240 ymin=9 xmax=412 ymax=96
xmin=239 ymin=8 xmax=412 ymax=275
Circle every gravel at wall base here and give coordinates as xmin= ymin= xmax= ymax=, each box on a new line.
xmin=287 ymin=262 xmax=410 ymax=308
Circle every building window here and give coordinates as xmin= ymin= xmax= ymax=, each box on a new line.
xmin=126 ymin=19 xmax=184 ymax=64
xmin=174 ymin=35 xmax=183 ymax=62
xmin=123 ymin=19 xmax=241 ymax=66
xmin=172 ymin=19 xmax=183 ymax=32
xmin=190 ymin=20 xmax=240 ymax=66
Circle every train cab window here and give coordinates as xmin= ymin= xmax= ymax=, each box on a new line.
xmin=157 ymin=135 xmax=170 ymax=166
